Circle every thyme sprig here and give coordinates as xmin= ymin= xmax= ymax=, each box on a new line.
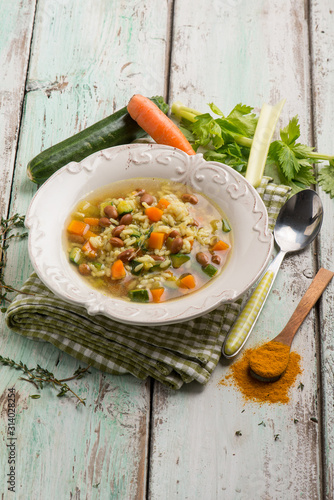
xmin=0 ymin=355 xmax=90 ymax=405
xmin=0 ymin=213 xmax=28 ymax=309
xmin=1 ymin=282 xmax=35 ymax=297
xmin=134 ymin=224 xmax=154 ymax=255
xmin=0 ymin=213 xmax=27 ymax=259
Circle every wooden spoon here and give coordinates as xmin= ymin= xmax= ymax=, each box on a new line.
xmin=249 ymin=268 xmax=334 ymax=382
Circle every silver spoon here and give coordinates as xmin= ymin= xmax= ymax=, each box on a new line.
xmin=222 ymin=189 xmax=323 ymax=358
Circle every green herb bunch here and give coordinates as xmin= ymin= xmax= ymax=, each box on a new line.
xmin=172 ymin=102 xmax=334 ymax=196
xmin=0 ymin=214 xmax=28 ymax=310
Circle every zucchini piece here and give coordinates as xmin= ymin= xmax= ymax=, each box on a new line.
xmin=165 ymin=237 xmax=173 ymax=250
xmin=117 ymin=200 xmax=133 ymax=216
xmin=130 ymin=229 xmax=141 ymax=238
xmin=128 ymin=289 xmax=150 ymax=302
xmin=210 ymin=219 xmax=221 ymax=232
xmin=99 ymin=201 xmax=113 ymax=217
xmin=129 ymin=230 xmax=142 ymax=247
xmin=69 ymin=247 xmax=84 ymax=265
xmin=222 ymin=218 xmax=231 ymax=233
xmin=130 ymin=260 xmax=143 ymax=276
xmin=164 ymin=280 xmax=178 ymax=290
xmin=149 ymin=261 xmax=169 ymax=272
xmin=149 ymin=264 xmax=161 ymax=273
xmin=27 ymin=96 xmax=169 ymax=184
xmin=91 ymin=262 xmax=103 ymax=270
xmin=170 ymin=254 xmax=190 ymax=268
xmin=202 ymin=263 xmax=218 ymax=277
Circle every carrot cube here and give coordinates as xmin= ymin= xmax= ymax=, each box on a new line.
xmin=145 ymin=207 xmax=164 ymax=222
xmin=157 ymin=198 xmax=171 ymax=210
xmin=81 ymin=240 xmax=97 ymax=259
xmin=111 ymin=259 xmax=126 ymax=280
xmin=179 ymin=274 xmax=196 ymax=289
xmin=148 ymin=232 xmax=165 ymax=250
xmin=85 ymin=230 xmax=98 ymax=239
xmin=151 ymin=288 xmax=165 ymax=303
xmin=211 ymin=240 xmax=229 ymax=252
xmin=67 ymin=220 xmax=89 ymax=236
xmin=84 ymin=218 xmax=100 ymax=226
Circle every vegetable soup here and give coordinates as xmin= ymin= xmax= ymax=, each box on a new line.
xmin=65 ymin=178 xmax=232 ymax=303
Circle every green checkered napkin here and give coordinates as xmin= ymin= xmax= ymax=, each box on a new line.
xmin=5 ymin=177 xmax=290 ymax=389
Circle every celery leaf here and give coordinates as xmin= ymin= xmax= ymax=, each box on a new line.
xmin=226 ymin=104 xmax=258 ymax=136
xmin=318 ymin=163 xmax=334 ymax=197
xmin=203 ymin=150 xmax=228 ymax=163
xmin=208 ymin=103 xmax=225 ymax=116
xmin=269 ymin=139 xmax=315 ymax=186
xmin=277 ymin=142 xmax=301 ymax=180
xmin=277 ymin=166 xmax=316 ymax=195
xmin=191 ymin=113 xmax=224 ymax=149
xmin=290 ymin=143 xmax=316 ymax=159
xmin=232 ymin=103 xmax=254 ymax=115
xmin=204 ymin=143 xmax=249 ymax=173
xmin=179 ymin=125 xmax=196 ymax=143
xmin=280 ymin=115 xmax=300 ymax=145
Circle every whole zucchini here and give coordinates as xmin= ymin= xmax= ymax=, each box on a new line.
xmin=27 ymin=96 xmax=169 ymax=184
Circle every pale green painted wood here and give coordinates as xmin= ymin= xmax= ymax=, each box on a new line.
xmin=0 ymin=1 xmax=171 ymax=498
xmin=0 ymin=0 xmax=36 ymax=218
xmin=149 ymin=1 xmax=321 ymax=499
xmin=1 ymin=1 xmax=333 ymax=499
xmin=310 ymin=1 xmax=334 ymax=497
xmin=0 ymin=3 xmax=38 ymax=497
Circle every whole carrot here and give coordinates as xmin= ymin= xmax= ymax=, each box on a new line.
xmin=127 ymin=94 xmax=195 ymax=155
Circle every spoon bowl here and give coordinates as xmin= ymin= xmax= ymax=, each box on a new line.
xmin=274 ymin=189 xmax=323 ymax=253
xmin=223 ymin=189 xmax=323 ymax=358
xmin=249 ymin=369 xmax=283 ymax=383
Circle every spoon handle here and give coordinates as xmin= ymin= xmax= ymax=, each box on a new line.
xmin=222 ymin=250 xmax=286 ymax=358
xmin=275 ymin=268 xmax=334 ymax=346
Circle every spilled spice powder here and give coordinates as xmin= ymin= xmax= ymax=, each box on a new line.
xmin=219 ymin=346 xmax=302 ymax=404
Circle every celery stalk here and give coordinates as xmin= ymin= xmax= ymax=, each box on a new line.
xmin=171 ymin=101 xmax=202 ymax=122
xmin=245 ymin=99 xmax=285 ymax=188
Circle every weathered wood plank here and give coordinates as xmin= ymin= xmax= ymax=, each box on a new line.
xmin=310 ymin=1 xmax=334 ymax=498
xmin=149 ymin=1 xmax=321 ymax=498
xmin=0 ymin=1 xmax=171 ymax=498
xmin=0 ymin=0 xmax=36 ymax=219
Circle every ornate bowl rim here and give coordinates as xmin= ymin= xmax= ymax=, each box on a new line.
xmin=25 ymin=143 xmax=273 ymax=325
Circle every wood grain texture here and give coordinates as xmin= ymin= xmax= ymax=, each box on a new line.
xmin=149 ymin=1 xmax=321 ymax=499
xmin=0 ymin=1 xmax=171 ymax=498
xmin=310 ymin=1 xmax=334 ymax=498
xmin=0 ymin=0 xmax=36 ymax=219
xmin=1 ymin=0 xmax=333 ymax=498
xmin=276 ymin=268 xmax=334 ymax=345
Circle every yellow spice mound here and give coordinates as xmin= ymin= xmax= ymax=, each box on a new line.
xmin=249 ymin=341 xmax=290 ymax=378
xmin=220 ymin=345 xmax=302 ymax=404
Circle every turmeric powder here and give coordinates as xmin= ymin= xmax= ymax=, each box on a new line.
xmin=249 ymin=341 xmax=290 ymax=379
xmin=220 ymin=345 xmax=302 ymax=404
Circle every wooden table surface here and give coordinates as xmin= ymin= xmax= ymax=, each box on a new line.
xmin=1 ymin=1 xmax=334 ymax=499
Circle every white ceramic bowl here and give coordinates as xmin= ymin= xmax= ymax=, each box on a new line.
xmin=25 ymin=144 xmax=273 ymax=325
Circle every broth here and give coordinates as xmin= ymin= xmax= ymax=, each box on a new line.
xmin=65 ymin=178 xmax=232 ymax=303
